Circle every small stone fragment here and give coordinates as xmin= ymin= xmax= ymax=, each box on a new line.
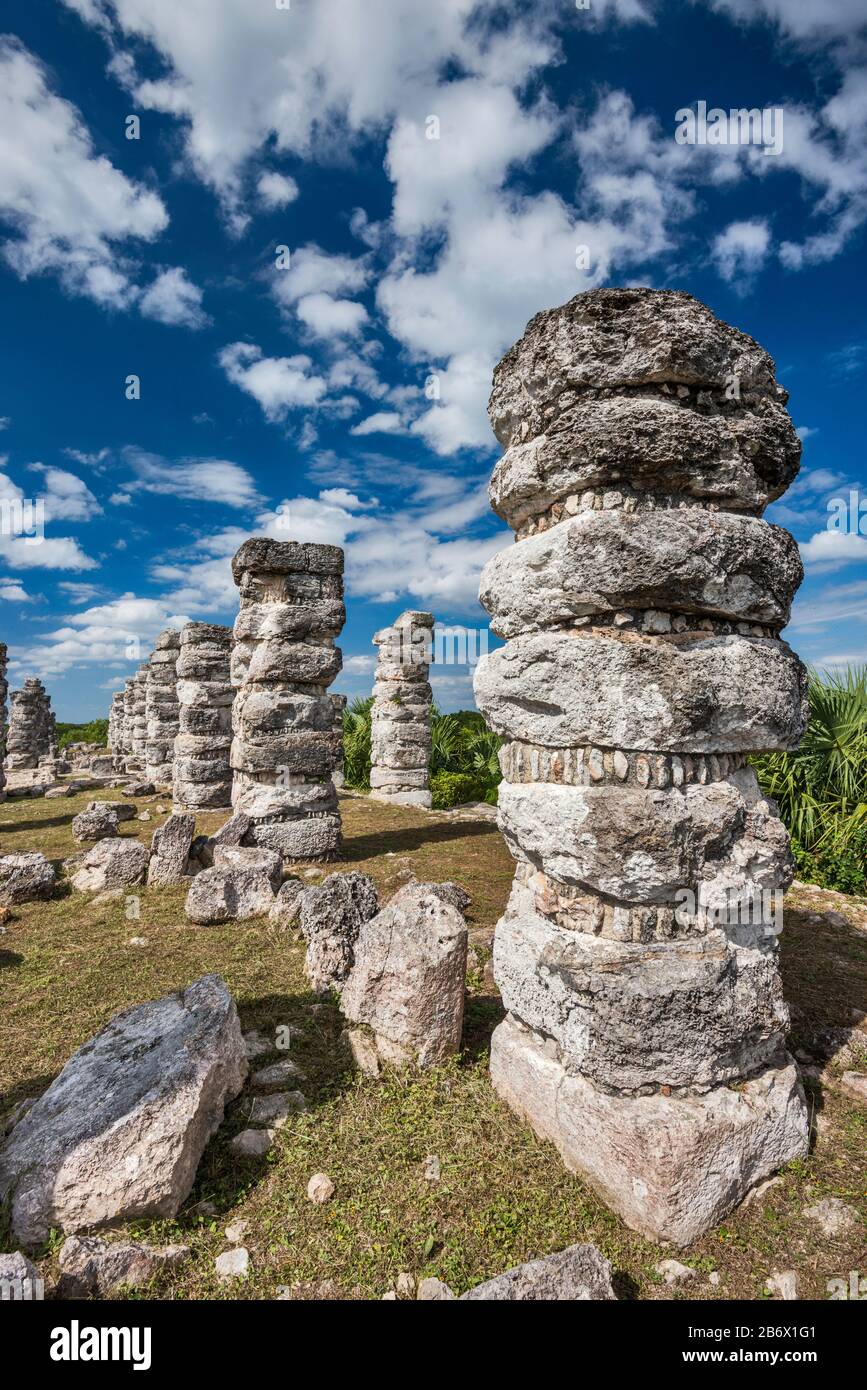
xmin=307 ymin=1172 xmax=335 ymax=1204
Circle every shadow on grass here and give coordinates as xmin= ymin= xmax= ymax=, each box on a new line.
xmin=2 ymin=814 xmax=75 ymax=835
xmin=463 ymin=994 xmax=505 ymax=1059
xmin=179 ymin=987 xmax=359 ymax=1221
xmin=343 ymin=820 xmax=498 ymax=859
xmin=0 ymin=950 xmax=22 ymax=970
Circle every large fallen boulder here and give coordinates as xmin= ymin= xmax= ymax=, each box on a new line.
xmin=147 ymin=813 xmax=195 ymax=886
xmin=0 ymin=974 xmax=247 ymax=1247
xmin=70 ymin=838 xmax=149 ymax=892
xmin=298 ymin=872 xmax=379 ymax=993
xmin=0 ymin=852 xmax=57 ymax=906
xmin=340 ymin=885 xmax=467 ymax=1067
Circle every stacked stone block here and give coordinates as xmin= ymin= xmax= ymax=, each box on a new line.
xmin=121 ymin=677 xmax=137 ymax=766
xmin=173 ymin=623 xmax=234 ymax=811
xmin=5 ymin=679 xmax=51 ymax=770
xmin=145 ymin=630 xmax=181 ymax=786
xmin=108 ymin=690 xmax=124 ymax=759
xmin=369 ymin=610 xmax=434 ymax=808
xmin=129 ymin=666 xmax=148 ymax=768
xmin=473 ymin=288 xmax=811 ymax=1245
xmin=0 ymin=644 xmax=7 ymax=801
xmin=230 ymin=538 xmax=345 ymax=860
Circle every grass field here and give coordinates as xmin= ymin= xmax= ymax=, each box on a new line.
xmin=1 ymin=787 xmax=865 ymax=1300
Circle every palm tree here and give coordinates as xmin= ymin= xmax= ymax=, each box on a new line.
xmin=754 ymin=666 xmax=867 ymax=849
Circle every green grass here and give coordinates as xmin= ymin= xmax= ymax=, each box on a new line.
xmin=1 ymin=788 xmax=865 ymax=1300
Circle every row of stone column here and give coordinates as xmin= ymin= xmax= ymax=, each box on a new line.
xmin=103 ymin=540 xmax=367 ymax=859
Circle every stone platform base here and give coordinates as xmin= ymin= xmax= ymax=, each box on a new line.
xmin=370 ymin=789 xmax=432 ymax=810
xmin=490 ymin=1014 xmax=809 ymax=1246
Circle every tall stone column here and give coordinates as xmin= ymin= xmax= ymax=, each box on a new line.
xmin=123 ymin=667 xmax=148 ymax=771
xmin=173 ymin=623 xmax=233 ymax=810
xmin=474 ymin=288 xmax=811 ymax=1246
xmin=121 ymin=677 xmax=137 ymax=767
xmin=369 ymin=610 xmax=434 ymax=808
xmin=5 ymin=680 xmax=48 ymax=769
xmin=108 ymin=690 xmax=124 ymax=759
xmin=145 ymin=630 xmax=180 ymax=786
xmin=230 ymin=538 xmax=345 ymax=860
xmin=0 ymin=644 xmax=7 ymax=801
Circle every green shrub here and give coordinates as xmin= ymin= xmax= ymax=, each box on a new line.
xmin=790 ymin=834 xmax=867 ymax=896
xmin=431 ymin=770 xmax=493 ymax=809
xmin=56 ymin=719 xmax=109 ymax=748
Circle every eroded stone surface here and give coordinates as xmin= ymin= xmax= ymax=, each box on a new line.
xmin=230 ymin=539 xmax=345 ymax=860
xmin=340 ymin=886 xmax=467 ymax=1067
xmin=0 ymin=974 xmax=246 ymax=1247
xmin=490 ymin=1015 xmax=808 ymax=1247
xmin=473 ymin=288 xmax=809 ymax=1244
xmin=173 ymin=623 xmax=234 ymax=811
xmin=370 ymin=611 xmax=434 ymax=809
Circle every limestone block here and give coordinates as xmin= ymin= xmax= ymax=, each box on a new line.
xmin=480 ymin=509 xmax=802 ymax=636
xmin=474 ymin=631 xmax=808 ymax=753
xmin=490 ymin=1014 xmax=809 ymax=1247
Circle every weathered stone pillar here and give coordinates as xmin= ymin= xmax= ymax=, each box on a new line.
xmin=173 ymin=623 xmax=234 ymax=810
xmin=121 ymin=678 xmax=136 ymax=766
xmin=474 ymin=288 xmax=811 ymax=1245
xmin=369 ymin=611 xmax=434 ymax=808
xmin=0 ymin=644 xmax=7 ymax=801
xmin=230 ymin=538 xmax=345 ymax=860
xmin=108 ymin=690 xmax=124 ymax=759
xmin=5 ymin=679 xmax=48 ymax=770
xmin=145 ymin=630 xmax=180 ymax=786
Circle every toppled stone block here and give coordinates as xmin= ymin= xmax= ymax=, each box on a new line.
xmin=57 ymin=1235 xmax=190 ymax=1298
xmin=340 ymin=885 xmax=467 ymax=1067
xmin=460 ymin=1242 xmax=615 ymax=1300
xmin=70 ymin=838 xmax=149 ymax=893
xmin=72 ymin=804 xmax=121 ymax=843
xmin=147 ymin=813 xmax=195 ymax=886
xmin=0 ymin=852 xmax=57 ymax=906
xmin=212 ymin=844 xmax=283 ymax=891
xmin=297 ymin=871 xmax=379 ymax=992
xmin=184 ymin=863 xmax=276 ymax=924
xmin=0 ymin=974 xmax=247 ymax=1246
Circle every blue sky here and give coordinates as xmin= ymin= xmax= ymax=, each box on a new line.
xmin=0 ymin=0 xmax=865 ymax=721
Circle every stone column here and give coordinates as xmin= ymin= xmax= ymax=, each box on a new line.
xmin=331 ymin=693 xmax=347 ymax=789
xmin=230 ymin=538 xmax=345 ymax=860
xmin=0 ymin=644 xmax=7 ymax=801
xmin=145 ymin=630 xmax=180 ymax=786
xmin=173 ymin=623 xmax=233 ymax=810
xmin=121 ymin=678 xmax=137 ymax=767
xmin=369 ymin=610 xmax=434 ymax=808
xmin=474 ymin=288 xmax=811 ymax=1246
xmin=108 ymin=690 xmax=124 ymax=758
xmin=128 ymin=666 xmax=148 ymax=770
xmin=5 ymin=679 xmax=48 ymax=769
